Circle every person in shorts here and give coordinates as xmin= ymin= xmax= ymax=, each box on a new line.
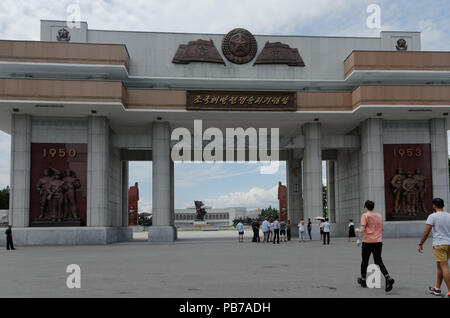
xmin=418 ymin=198 xmax=450 ymax=298
xmin=280 ymin=219 xmax=287 ymax=242
xmin=236 ymin=221 xmax=244 ymax=243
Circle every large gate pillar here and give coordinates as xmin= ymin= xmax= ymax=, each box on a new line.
xmin=9 ymin=114 xmax=32 ymax=228
xmin=303 ymin=123 xmax=323 ymax=221
xmin=148 ymin=121 xmax=176 ymax=242
xmin=359 ymin=118 xmax=386 ymax=219
xmin=287 ymin=150 xmax=303 ymax=237
xmin=430 ymin=118 xmax=450 ymax=204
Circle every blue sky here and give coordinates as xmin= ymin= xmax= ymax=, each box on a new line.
xmin=0 ymin=0 xmax=449 ymax=210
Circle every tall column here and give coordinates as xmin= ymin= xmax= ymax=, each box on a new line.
xmin=430 ymin=118 xmax=450 ymax=204
xmin=87 ymin=117 xmax=109 ymax=227
xmin=326 ymin=160 xmax=336 ymax=223
xmin=9 ymin=114 xmax=32 ymax=227
xmin=359 ymin=118 xmax=385 ymax=219
xmin=121 ymin=161 xmax=129 ymax=227
xmin=286 ymin=150 xmax=303 ymax=236
xmin=303 ymin=123 xmax=323 ymax=221
xmin=170 ymin=159 xmax=176 ymax=239
xmin=149 ymin=121 xmax=176 ymax=242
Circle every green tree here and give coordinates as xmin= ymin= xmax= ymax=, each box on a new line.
xmin=0 ymin=186 xmax=10 ymax=210
xmin=322 ymin=185 xmax=328 ymax=218
xmin=258 ymin=206 xmax=279 ymax=221
xmin=232 ymin=217 xmax=253 ymax=227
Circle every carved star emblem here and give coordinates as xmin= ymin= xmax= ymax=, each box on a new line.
xmin=230 ymin=34 xmax=250 ymax=55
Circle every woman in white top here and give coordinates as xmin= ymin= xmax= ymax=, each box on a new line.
xmin=298 ymin=220 xmax=305 ymax=242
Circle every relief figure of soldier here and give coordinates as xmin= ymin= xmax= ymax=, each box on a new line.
xmin=413 ymin=169 xmax=427 ymax=213
xmin=37 ymin=168 xmax=55 ymax=219
xmin=401 ymin=171 xmax=418 ymax=216
xmin=47 ymin=171 xmax=67 ymax=222
xmin=391 ymin=168 xmax=406 ymax=214
xmin=63 ymin=169 xmax=81 ymax=219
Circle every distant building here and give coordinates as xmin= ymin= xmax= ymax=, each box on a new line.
xmin=175 ymin=207 xmax=246 ymax=227
xmin=128 ymin=182 xmax=139 ymax=226
xmin=0 ymin=210 xmax=8 ymax=227
xmin=278 ymin=182 xmax=287 ymax=221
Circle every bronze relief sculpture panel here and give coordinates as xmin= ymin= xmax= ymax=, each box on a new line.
xmin=391 ymin=168 xmax=428 ymax=216
xmin=384 ymin=144 xmax=432 ymax=221
xmin=30 ymin=143 xmax=87 ymax=227
xmin=172 ymin=39 xmax=225 ymax=65
xmin=222 ymin=28 xmax=258 ymax=64
xmin=34 ymin=168 xmax=82 ymax=226
xmin=254 ymin=42 xmax=305 ymax=66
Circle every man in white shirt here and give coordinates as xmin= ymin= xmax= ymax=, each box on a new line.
xmin=261 ymin=218 xmax=270 ymax=243
xmin=272 ymin=218 xmax=280 ymax=244
xmin=322 ymin=218 xmax=330 ymax=245
xmin=418 ymin=198 xmax=450 ymax=298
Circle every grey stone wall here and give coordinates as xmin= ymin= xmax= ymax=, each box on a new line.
xmin=336 ymin=149 xmax=361 ymax=224
xmin=31 ymin=117 xmax=88 ymax=144
xmin=40 ymin=20 xmax=421 ymax=81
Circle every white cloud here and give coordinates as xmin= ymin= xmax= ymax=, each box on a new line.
xmin=138 ymin=197 xmax=152 ymax=213
xmin=175 ymin=162 xmax=267 ymax=187
xmin=203 ymin=185 xmax=278 ymax=209
xmin=418 ymin=19 xmax=450 ymax=51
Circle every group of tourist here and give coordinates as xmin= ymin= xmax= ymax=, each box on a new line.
xmin=238 ymin=217 xmax=333 ymax=245
xmin=244 ymin=217 xmax=291 ymax=244
xmin=234 ymin=197 xmax=450 ymax=298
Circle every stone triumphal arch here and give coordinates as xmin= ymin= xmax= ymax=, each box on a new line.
xmin=0 ymin=21 xmax=449 ymax=245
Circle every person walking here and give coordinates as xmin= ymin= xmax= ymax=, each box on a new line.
xmin=287 ymin=220 xmax=292 ymax=241
xmin=280 ymin=219 xmax=287 ymax=242
xmin=348 ymin=219 xmax=356 ymax=242
xmin=236 ymin=221 xmax=244 ymax=243
xmin=418 ymin=198 xmax=450 ymax=298
xmin=251 ymin=218 xmax=260 ymax=243
xmin=272 ymin=218 xmax=280 ymax=244
xmin=323 ymin=218 xmax=331 ymax=245
xmin=307 ymin=218 xmax=312 ymax=240
xmin=262 ymin=217 xmax=270 ymax=243
xmin=298 ymin=220 xmax=305 ymax=243
xmin=356 ymin=200 xmax=395 ymax=292
xmin=5 ymin=225 xmax=15 ymax=250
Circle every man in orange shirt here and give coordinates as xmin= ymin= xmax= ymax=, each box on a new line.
xmin=356 ymin=200 xmax=395 ymax=292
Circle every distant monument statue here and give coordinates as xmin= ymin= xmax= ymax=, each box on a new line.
xmin=194 ymin=201 xmax=208 ymax=221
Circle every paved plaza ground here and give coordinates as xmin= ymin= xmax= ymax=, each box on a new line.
xmin=0 ymin=230 xmax=444 ymax=298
